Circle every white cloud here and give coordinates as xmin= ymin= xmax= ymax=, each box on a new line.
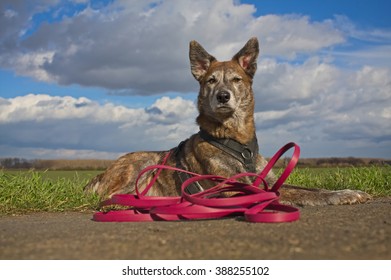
xmin=0 ymin=94 xmax=198 ymax=158
xmin=248 ymin=15 xmax=344 ymax=58
xmin=329 ymin=45 xmax=391 ymax=69
xmin=254 ymin=58 xmax=391 ymax=157
xmin=1 ymin=0 xmax=348 ymax=93
xmin=4 ymin=9 xmax=18 ymax=19
xmin=334 ymin=15 xmax=391 ymax=43
xmin=11 ymin=51 xmax=55 ymax=82
xmin=254 ymin=57 xmax=339 ymax=110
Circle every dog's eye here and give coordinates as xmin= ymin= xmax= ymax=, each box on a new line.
xmin=207 ymin=77 xmax=216 ymax=84
xmin=232 ymin=77 xmax=242 ymax=83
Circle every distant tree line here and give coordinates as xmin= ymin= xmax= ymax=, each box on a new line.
xmin=275 ymin=157 xmax=389 ymax=168
xmin=0 ymin=158 xmax=114 ymax=170
xmin=0 ymin=158 xmax=33 ymax=169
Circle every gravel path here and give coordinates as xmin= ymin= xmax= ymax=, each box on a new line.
xmin=1 ymin=197 xmax=390 ymax=260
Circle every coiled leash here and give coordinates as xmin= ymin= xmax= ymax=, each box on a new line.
xmin=93 ymin=142 xmax=300 ymax=223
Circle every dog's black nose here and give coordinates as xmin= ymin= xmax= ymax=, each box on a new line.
xmin=216 ymin=91 xmax=230 ymax=104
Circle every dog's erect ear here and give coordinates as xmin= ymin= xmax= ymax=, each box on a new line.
xmin=189 ymin=40 xmax=216 ymax=81
xmin=232 ymin=37 xmax=259 ymax=78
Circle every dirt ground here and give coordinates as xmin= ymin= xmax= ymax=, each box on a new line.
xmin=0 ymin=197 xmax=390 ymax=260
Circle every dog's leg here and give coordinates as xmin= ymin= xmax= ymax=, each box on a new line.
xmin=84 ymin=173 xmax=104 ymax=194
xmin=84 ymin=151 xmax=168 ymax=198
xmin=279 ymin=184 xmax=372 ymax=206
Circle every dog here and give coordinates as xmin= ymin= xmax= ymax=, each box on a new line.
xmin=84 ymin=37 xmax=371 ymax=206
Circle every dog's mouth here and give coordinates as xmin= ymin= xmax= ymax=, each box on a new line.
xmin=216 ymin=105 xmax=233 ymax=111
xmin=215 ymin=104 xmax=235 ymax=115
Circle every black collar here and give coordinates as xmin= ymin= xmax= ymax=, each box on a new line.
xmin=198 ymin=130 xmax=259 ymax=173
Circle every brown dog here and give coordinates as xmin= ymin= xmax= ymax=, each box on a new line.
xmin=84 ymin=37 xmax=371 ymax=206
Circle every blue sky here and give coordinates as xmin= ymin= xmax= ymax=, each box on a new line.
xmin=0 ymin=0 xmax=390 ymax=159
xmin=246 ymin=0 xmax=391 ymax=27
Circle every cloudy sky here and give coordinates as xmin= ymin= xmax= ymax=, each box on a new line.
xmin=0 ymin=0 xmax=390 ymax=159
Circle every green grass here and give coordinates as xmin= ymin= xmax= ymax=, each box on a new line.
xmin=0 ymin=166 xmax=390 ymax=215
xmin=0 ymin=170 xmax=101 ymax=215
xmin=284 ymin=166 xmax=391 ymax=197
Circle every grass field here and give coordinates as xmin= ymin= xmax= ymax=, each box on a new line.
xmin=0 ymin=166 xmax=390 ymax=215
xmin=0 ymin=170 xmax=102 ymax=215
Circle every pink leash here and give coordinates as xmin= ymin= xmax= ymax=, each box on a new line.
xmin=93 ymin=142 xmax=300 ymax=223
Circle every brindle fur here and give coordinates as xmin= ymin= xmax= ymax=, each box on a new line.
xmin=84 ymin=38 xmax=371 ymax=206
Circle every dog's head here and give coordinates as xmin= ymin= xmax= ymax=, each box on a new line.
xmin=189 ymin=37 xmax=259 ymax=123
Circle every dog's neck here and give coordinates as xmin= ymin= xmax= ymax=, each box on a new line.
xmin=196 ymin=112 xmax=256 ymax=145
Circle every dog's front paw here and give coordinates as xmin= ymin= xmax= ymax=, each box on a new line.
xmin=325 ymin=189 xmax=372 ymax=205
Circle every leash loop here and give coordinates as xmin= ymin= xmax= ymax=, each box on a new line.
xmin=93 ymin=143 xmax=300 ymax=223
